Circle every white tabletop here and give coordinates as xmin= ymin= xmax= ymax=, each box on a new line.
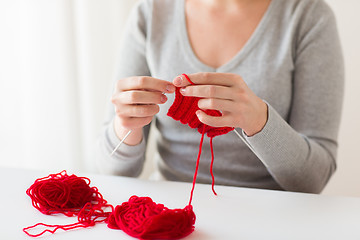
xmin=1 ymin=167 xmax=359 ymax=240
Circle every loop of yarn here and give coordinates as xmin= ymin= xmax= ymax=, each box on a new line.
xmin=23 ymin=170 xmax=113 ymax=237
xmin=108 ymin=196 xmax=196 ymax=240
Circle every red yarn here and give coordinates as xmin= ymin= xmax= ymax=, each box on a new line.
xmin=167 ymin=73 xmax=233 ymax=197
xmin=25 ymin=171 xmax=197 ymax=239
xmin=167 ymin=73 xmax=234 ymax=138
xmin=209 ymin=137 xmax=217 ymax=196
xmin=108 ymin=73 xmax=232 ymax=239
xmin=188 ymin=127 xmax=207 ymax=205
xmin=108 ymin=196 xmax=195 ymax=239
xmin=24 ymin=74 xmax=233 ymax=239
xmin=23 ymin=170 xmax=113 ymax=237
xmin=107 ymin=116 xmax=205 ymax=239
xmin=108 ymin=116 xmax=204 ymax=239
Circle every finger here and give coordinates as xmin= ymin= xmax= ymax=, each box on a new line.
xmin=180 ymin=85 xmax=234 ymax=100
xmin=172 ymin=74 xmax=194 ymax=87
xmin=173 ymin=72 xmax=238 ymax=87
xmin=114 ymin=91 xmax=167 ymax=105
xmin=197 ymin=98 xmax=234 ymax=112
xmin=118 ymin=116 xmax=153 ymax=129
xmin=115 ymin=104 xmax=160 ymax=118
xmin=196 ymin=110 xmax=232 ymax=128
xmin=117 ymin=76 xmax=176 ymax=93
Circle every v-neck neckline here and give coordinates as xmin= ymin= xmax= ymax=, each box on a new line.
xmin=177 ymin=0 xmax=277 ymax=72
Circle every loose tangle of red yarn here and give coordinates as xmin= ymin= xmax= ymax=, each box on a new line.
xmin=108 ymin=196 xmax=195 ymax=239
xmin=23 ymin=170 xmax=113 ymax=237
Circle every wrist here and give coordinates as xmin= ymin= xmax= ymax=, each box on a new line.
xmin=244 ymin=101 xmax=268 ymax=137
xmin=114 ymin=116 xmax=143 ymax=146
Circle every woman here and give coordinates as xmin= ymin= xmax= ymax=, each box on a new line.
xmin=96 ymin=0 xmax=344 ymax=193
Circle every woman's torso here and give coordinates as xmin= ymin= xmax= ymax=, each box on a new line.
xmin=142 ymin=0 xmax=308 ymax=189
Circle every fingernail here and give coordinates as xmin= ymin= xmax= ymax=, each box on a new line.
xmin=166 ymin=84 xmax=175 ymax=93
xmin=161 ymin=94 xmax=167 ymax=103
xmin=180 ymin=87 xmax=186 ymax=94
xmin=174 ymin=76 xmax=182 ymax=86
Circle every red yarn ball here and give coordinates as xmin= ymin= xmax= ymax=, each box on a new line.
xmin=108 ymin=196 xmax=196 ymax=240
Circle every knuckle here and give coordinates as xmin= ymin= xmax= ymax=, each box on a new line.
xmin=235 ymin=112 xmax=245 ymax=123
xmin=136 ymin=106 xmax=146 ymax=116
xmin=128 ymin=91 xmax=138 ymax=103
xmin=115 ymin=108 xmax=121 ymax=116
xmin=227 ymin=73 xmax=237 ymax=79
xmin=114 ymin=78 xmax=125 ymax=91
xmin=208 ymin=99 xmax=217 ymax=109
xmin=201 ymin=72 xmax=210 ymax=80
xmin=136 ymin=105 xmax=153 ymax=117
xmin=240 ymin=92 xmax=250 ymax=103
xmin=204 ymin=117 xmax=215 ymax=127
xmin=153 ymin=105 xmax=160 ymax=114
xmin=115 ymin=107 xmax=125 ymax=117
xmin=207 ymin=85 xmax=217 ymax=97
xmin=137 ymin=76 xmax=147 ymax=87
xmin=234 ymin=88 xmax=244 ymax=98
xmin=197 ymin=99 xmax=204 ymax=109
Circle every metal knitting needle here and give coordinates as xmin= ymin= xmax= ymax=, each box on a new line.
xmin=110 ymin=130 xmax=132 ymax=156
xmin=110 ymin=129 xmax=254 ymax=156
xmin=232 ymin=128 xmax=269 ymax=169
xmin=233 ymin=129 xmax=256 ymax=152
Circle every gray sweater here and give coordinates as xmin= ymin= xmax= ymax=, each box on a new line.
xmin=96 ymin=0 xmax=344 ymax=193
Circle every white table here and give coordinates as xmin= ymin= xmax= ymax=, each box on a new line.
xmin=1 ymin=167 xmax=359 ymax=240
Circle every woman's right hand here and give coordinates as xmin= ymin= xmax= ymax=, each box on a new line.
xmin=111 ymin=76 xmax=175 ymax=145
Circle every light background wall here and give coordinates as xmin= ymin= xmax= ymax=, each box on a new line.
xmin=0 ymin=0 xmax=359 ymax=197
xmin=321 ymin=0 xmax=360 ymax=197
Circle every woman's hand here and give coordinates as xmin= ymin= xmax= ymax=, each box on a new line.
xmin=111 ymin=76 xmax=175 ymax=145
xmin=173 ymin=73 xmax=268 ymax=136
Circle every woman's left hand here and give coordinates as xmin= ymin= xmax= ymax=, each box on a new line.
xmin=173 ymin=72 xmax=268 ymax=136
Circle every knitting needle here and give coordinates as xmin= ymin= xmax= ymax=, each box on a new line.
xmin=232 ymin=128 xmax=270 ymax=169
xmin=110 ymin=129 xmax=253 ymax=156
xmin=233 ymin=129 xmax=256 ymax=152
xmin=110 ymin=130 xmax=132 ymax=156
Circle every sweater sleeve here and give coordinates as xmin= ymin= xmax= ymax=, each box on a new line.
xmin=95 ymin=0 xmax=152 ymax=176
xmin=243 ymin=1 xmax=344 ymax=193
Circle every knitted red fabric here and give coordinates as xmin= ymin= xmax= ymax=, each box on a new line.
xmin=167 ymin=74 xmax=234 ymax=138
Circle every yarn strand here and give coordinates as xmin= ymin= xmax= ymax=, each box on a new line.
xmin=188 ymin=127 xmax=206 ymax=206
xmin=23 ymin=222 xmax=86 ymax=238
xmin=209 ymin=137 xmax=217 ymax=196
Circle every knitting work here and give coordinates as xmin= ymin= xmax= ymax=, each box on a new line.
xmin=167 ymin=74 xmax=234 ymax=138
